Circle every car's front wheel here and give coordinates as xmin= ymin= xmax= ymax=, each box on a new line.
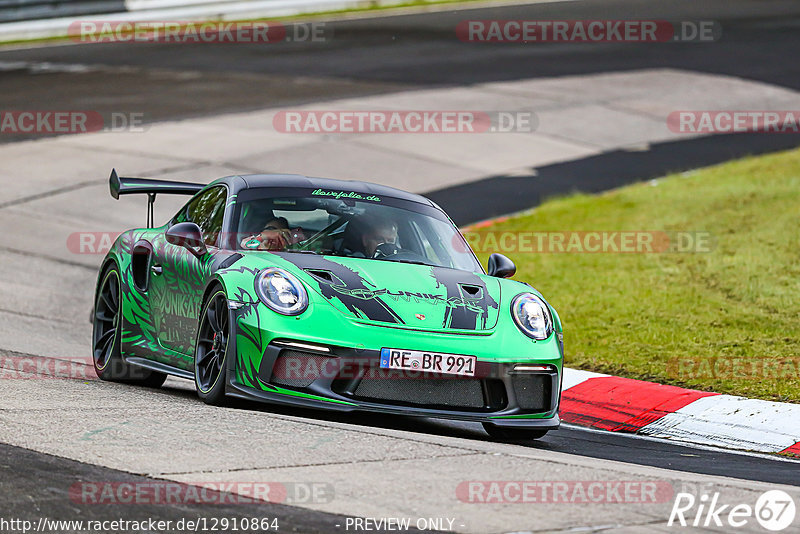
xmin=194 ymin=287 xmax=231 ymax=405
xmin=92 ymin=265 xmax=167 ymax=387
xmin=482 ymin=423 xmax=548 ymax=441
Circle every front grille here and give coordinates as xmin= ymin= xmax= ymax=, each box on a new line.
xmin=262 ymin=342 xmax=551 ymax=415
xmin=353 ymin=368 xmax=485 ymax=409
xmin=511 ymin=374 xmax=549 ymax=411
xmin=270 ymin=350 xmax=332 ymax=388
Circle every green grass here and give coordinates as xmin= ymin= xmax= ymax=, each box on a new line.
xmin=469 ymin=148 xmax=800 ymax=402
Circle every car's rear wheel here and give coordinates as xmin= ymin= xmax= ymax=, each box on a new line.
xmin=194 ymin=287 xmax=230 ymax=405
xmin=92 ymin=265 xmax=167 ymax=387
xmin=482 ymin=423 xmax=548 ymax=441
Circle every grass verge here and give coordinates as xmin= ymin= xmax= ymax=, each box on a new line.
xmin=468 ymin=147 xmax=800 ymax=402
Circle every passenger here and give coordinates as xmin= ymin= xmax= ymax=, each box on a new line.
xmin=240 ymin=217 xmax=305 ymax=251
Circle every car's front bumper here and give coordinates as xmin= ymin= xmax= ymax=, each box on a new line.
xmin=227 ymin=315 xmax=562 ymax=428
xmin=227 ymin=376 xmax=561 ymax=430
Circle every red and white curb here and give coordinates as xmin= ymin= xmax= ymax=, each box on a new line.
xmin=560 ymin=369 xmax=800 ymax=456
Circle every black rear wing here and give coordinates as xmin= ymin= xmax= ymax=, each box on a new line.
xmin=110 ymin=168 xmax=204 ymax=199
xmin=109 ymin=169 xmax=205 ymax=227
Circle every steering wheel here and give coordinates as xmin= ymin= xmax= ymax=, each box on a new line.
xmin=372 ymin=242 xmax=400 ymax=259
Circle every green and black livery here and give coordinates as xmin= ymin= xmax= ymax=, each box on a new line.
xmin=92 ymin=170 xmax=564 ymax=440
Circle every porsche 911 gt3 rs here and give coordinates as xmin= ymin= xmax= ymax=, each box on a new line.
xmin=92 ymin=169 xmax=563 ymax=440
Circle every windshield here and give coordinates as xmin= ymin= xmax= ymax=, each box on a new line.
xmin=231 ymin=187 xmax=482 ymax=273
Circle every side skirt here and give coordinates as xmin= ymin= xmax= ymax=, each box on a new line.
xmin=124 ymin=356 xmax=194 ymax=380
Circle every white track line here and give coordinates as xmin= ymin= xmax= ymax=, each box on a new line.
xmin=561 ymin=424 xmax=800 ymax=465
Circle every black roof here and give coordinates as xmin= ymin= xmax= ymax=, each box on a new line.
xmin=221 ymin=174 xmax=434 ymax=206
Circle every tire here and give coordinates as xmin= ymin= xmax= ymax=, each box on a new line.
xmin=194 ymin=287 xmax=231 ymax=405
xmin=482 ymin=423 xmax=548 ymax=441
xmin=92 ymin=265 xmax=167 ymax=387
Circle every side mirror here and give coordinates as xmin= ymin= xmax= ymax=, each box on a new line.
xmin=487 ymin=253 xmax=516 ymax=278
xmin=166 ymin=222 xmax=208 ymax=257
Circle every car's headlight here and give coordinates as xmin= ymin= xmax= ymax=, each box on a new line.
xmin=255 ymin=268 xmax=308 ymax=315
xmin=511 ymin=293 xmax=553 ymax=340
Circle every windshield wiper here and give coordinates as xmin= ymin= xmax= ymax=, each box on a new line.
xmin=378 ymin=258 xmax=433 ymax=267
xmin=284 ymin=249 xmax=321 ymax=255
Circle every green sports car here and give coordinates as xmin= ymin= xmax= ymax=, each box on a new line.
xmin=92 ymin=170 xmax=563 ymax=440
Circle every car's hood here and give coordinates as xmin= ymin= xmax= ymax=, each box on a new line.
xmin=274 ymin=253 xmax=501 ymax=332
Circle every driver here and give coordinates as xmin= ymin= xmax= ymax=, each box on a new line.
xmin=240 ymin=217 xmax=305 ymax=251
xmin=360 ymin=217 xmax=399 ymax=258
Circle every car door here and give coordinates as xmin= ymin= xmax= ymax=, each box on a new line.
xmin=149 ymin=186 xmax=228 ymax=362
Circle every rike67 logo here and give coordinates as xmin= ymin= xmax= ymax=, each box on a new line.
xmin=669 ymin=489 xmax=796 ymax=531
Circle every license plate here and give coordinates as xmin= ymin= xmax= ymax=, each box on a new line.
xmin=380 ymin=348 xmax=477 ymax=377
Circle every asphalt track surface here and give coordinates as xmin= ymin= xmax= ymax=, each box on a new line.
xmin=1 ymin=394 xmax=799 ymax=532
xmin=1 ymin=0 xmax=800 ymax=530
xmin=0 ymin=441 xmax=373 ymax=534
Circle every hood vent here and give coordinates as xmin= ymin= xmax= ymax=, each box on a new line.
xmin=460 ymin=284 xmax=484 ymax=298
xmin=305 ymin=269 xmax=342 ymax=285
